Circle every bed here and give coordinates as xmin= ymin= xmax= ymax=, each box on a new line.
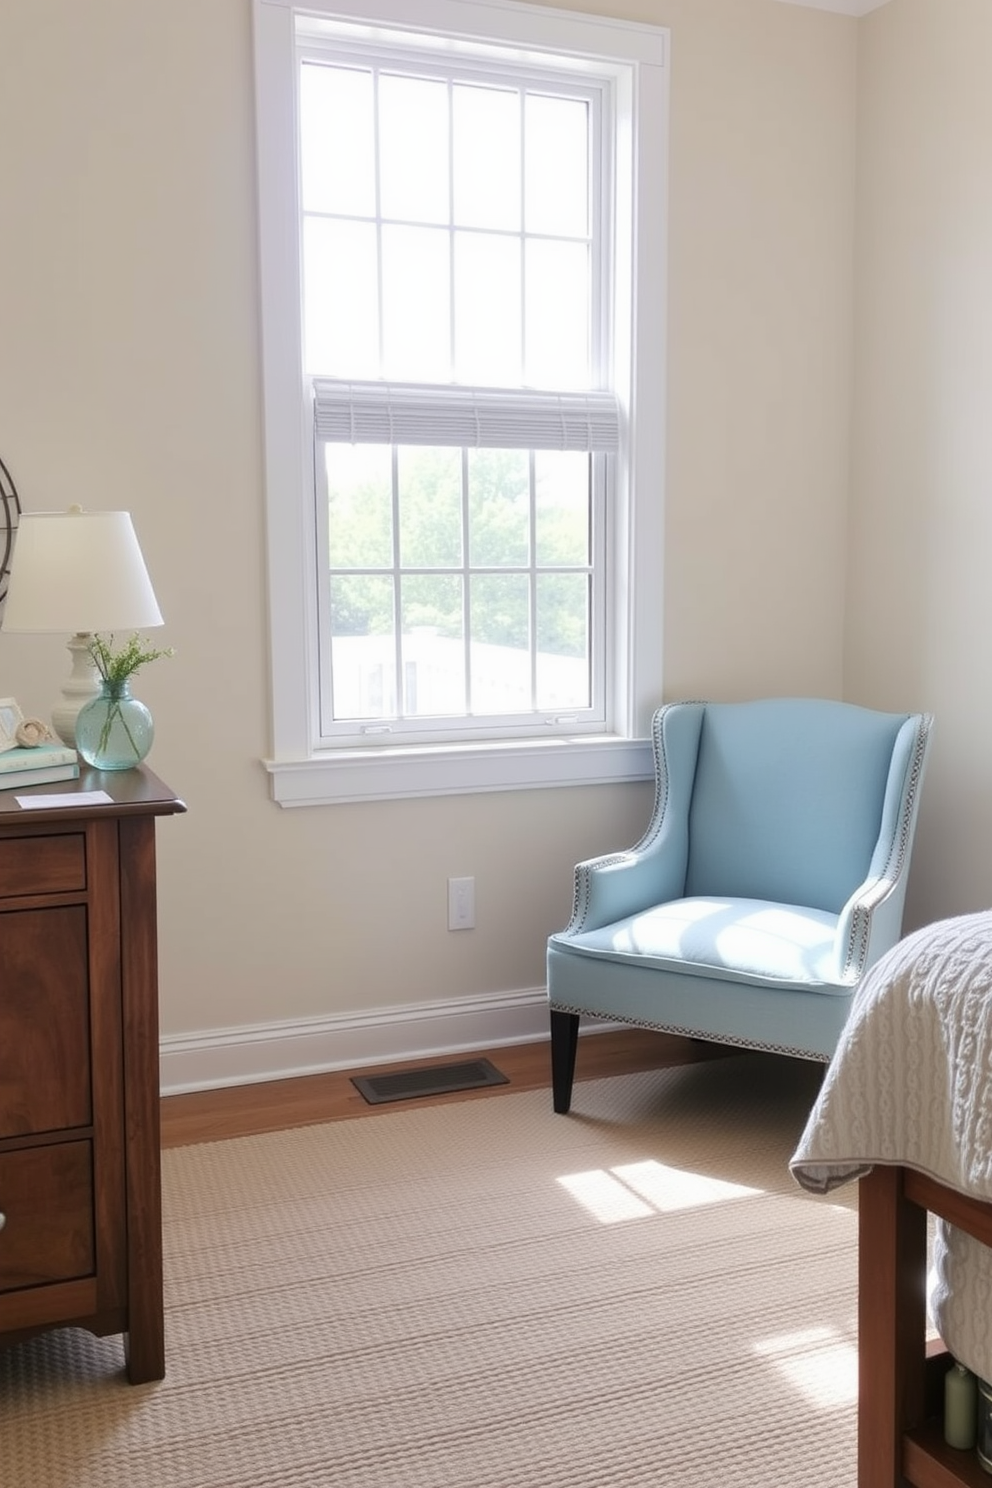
xmin=790 ymin=910 xmax=992 ymax=1488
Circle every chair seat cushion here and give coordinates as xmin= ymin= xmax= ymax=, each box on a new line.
xmin=551 ymin=897 xmax=847 ymax=992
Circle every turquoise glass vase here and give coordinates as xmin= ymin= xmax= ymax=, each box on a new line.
xmin=75 ymin=679 xmax=154 ymax=770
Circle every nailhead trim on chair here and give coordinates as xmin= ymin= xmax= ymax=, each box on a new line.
xmin=546 ymin=1001 xmax=832 ymax=1064
xmin=840 ymin=713 xmax=933 ymax=981
xmin=567 ymin=851 xmax=629 ymax=936
xmin=564 ymin=702 xmax=704 ymax=937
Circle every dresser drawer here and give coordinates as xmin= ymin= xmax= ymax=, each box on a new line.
xmin=0 ymin=1141 xmax=94 ymax=1293
xmin=0 ymin=905 xmax=91 ymax=1139
xmin=0 ymin=834 xmax=86 ymax=899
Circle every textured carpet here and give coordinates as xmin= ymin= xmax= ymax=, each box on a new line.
xmin=0 ymin=1053 xmax=859 ymax=1487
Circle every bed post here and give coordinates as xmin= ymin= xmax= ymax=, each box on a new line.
xmin=857 ymin=1165 xmax=928 ymax=1486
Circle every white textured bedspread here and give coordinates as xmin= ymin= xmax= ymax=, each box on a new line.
xmin=790 ymin=910 xmax=992 ymax=1380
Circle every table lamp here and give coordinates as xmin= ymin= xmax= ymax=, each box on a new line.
xmin=1 ymin=505 xmax=164 ymax=747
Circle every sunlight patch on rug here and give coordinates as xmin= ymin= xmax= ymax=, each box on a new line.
xmin=753 ymin=1325 xmax=859 ymax=1410
xmin=558 ymin=1159 xmax=763 ymax=1222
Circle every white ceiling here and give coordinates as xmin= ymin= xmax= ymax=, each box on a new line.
xmin=774 ymin=0 xmax=891 ymax=15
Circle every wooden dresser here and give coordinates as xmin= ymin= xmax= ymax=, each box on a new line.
xmin=0 ymin=766 xmax=184 ymax=1383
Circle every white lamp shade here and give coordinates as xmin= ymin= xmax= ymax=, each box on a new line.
xmin=2 ymin=509 xmax=164 ymax=633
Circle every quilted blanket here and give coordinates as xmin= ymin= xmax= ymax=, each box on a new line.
xmin=790 ymin=910 xmax=992 ymax=1381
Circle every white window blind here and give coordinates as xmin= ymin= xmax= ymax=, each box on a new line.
xmin=312 ymin=379 xmax=621 ymax=452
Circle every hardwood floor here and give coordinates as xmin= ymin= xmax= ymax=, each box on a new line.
xmin=160 ymin=1029 xmax=737 ymax=1149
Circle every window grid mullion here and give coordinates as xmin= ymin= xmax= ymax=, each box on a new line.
xmin=528 ymin=450 xmax=538 ymax=712
xmin=590 ymin=452 xmax=607 ymax=719
xmin=314 ymin=442 xmax=334 ymax=736
xmin=518 ymin=87 xmax=527 ymax=386
xmin=391 ymin=445 xmax=403 ymax=717
xmin=372 ymin=66 xmax=385 ymax=375
xmin=590 ymin=86 xmax=608 ymax=387
xmin=447 ymin=78 xmax=456 ymax=380
xmin=461 ymin=447 xmax=472 ymax=715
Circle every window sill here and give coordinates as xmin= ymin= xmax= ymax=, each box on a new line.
xmin=263 ymin=734 xmax=654 ymax=806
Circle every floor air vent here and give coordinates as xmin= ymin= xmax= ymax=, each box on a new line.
xmin=352 ymin=1058 xmax=509 ymax=1106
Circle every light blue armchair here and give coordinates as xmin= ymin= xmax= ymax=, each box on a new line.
xmin=547 ymin=698 xmax=933 ymax=1113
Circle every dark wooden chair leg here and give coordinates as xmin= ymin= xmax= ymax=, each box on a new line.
xmin=550 ymin=1010 xmax=580 ymax=1114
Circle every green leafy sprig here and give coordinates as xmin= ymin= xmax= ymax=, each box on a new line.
xmin=88 ymin=632 xmax=174 ymax=688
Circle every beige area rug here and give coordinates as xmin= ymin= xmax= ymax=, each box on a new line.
xmin=1 ymin=1054 xmax=859 ymax=1487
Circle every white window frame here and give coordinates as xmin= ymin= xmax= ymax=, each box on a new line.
xmin=253 ymin=0 xmax=669 ymax=805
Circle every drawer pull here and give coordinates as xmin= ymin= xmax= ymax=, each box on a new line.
xmin=0 ymin=1211 xmax=5 ymax=1232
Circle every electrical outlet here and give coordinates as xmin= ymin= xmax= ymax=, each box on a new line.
xmin=448 ymin=876 xmax=475 ymax=930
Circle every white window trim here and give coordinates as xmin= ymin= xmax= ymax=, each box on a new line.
xmin=253 ymin=0 xmax=669 ymax=805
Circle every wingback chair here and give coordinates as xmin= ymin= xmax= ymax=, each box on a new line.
xmin=547 ymin=698 xmax=933 ymax=1113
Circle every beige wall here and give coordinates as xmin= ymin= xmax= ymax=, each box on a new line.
xmin=848 ymin=0 xmax=992 ymax=924
xmin=0 ymin=0 xmax=857 ymax=1079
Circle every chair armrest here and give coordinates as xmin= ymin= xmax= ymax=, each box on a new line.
xmin=561 ymin=702 xmax=705 ymax=935
xmin=832 ymin=712 xmax=933 ymax=981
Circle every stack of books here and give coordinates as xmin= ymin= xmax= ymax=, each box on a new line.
xmin=0 ymin=740 xmax=80 ymax=791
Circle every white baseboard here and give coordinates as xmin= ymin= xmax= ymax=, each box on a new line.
xmin=160 ymin=986 xmax=557 ymax=1095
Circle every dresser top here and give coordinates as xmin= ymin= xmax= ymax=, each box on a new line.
xmin=0 ymin=763 xmax=186 ymax=823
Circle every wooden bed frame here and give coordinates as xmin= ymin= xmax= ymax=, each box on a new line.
xmin=859 ymin=1163 xmax=992 ymax=1487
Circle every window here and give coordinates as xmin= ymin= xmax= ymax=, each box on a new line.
xmin=306 ymin=53 xmax=615 ymax=745
xmin=254 ymin=0 xmax=668 ymax=804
